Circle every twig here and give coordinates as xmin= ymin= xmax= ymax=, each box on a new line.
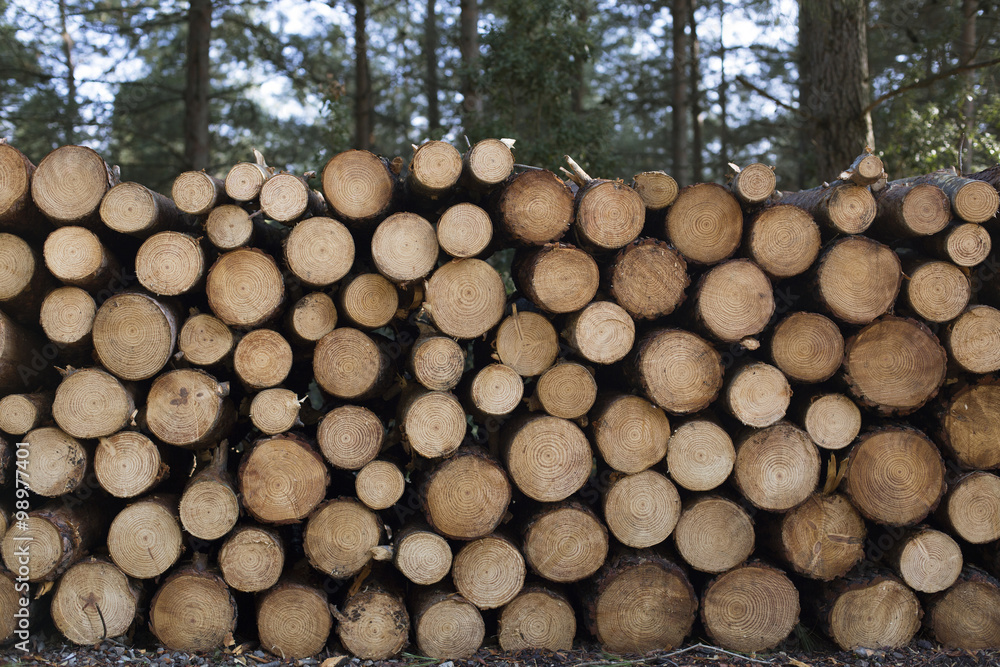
xmin=864 ymin=57 xmax=1000 ymax=115
xmin=660 ymin=642 xmax=775 ymax=664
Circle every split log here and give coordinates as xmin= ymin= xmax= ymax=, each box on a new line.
xmin=92 ymin=291 xmax=180 ymax=381
xmin=423 ymin=258 xmax=507 ymax=339
xmin=107 ymin=494 xmax=183 ymax=579
xmin=936 ymin=376 xmax=1000 ymax=469
xmin=493 ymin=169 xmax=574 ymax=245
xmin=176 ymin=313 xmax=235 ymax=367
xmin=468 ymin=362 xmax=523 ymax=417
xmin=321 ymin=149 xmax=398 ymax=228
xmin=32 ymin=145 xmax=116 ymax=227
xmin=631 ymin=170 xmax=678 ymax=211
xmin=461 ymin=138 xmax=514 ymax=192
xmin=812 ymin=235 xmax=901 ymax=325
xmin=94 ymin=430 xmax=168 ymax=498
xmin=179 ymin=445 xmax=240 ymax=541
xmin=100 ymin=182 xmax=179 ymax=237
xmin=792 ymin=392 xmax=862 ymax=450
xmin=501 ymin=414 xmax=592 ymax=502
xmin=51 ymin=557 xmax=141 ymax=645
xmin=521 ymin=501 xmax=608 ymax=583
xmin=206 ymin=248 xmax=285 ymax=328
xmin=814 ymin=572 xmax=921 ymax=650
xmin=43 ymin=225 xmax=120 ymax=292
xmin=408 ymin=140 xmax=463 ymax=199
xmin=664 ymin=182 xmax=742 ymax=264
xmin=721 ymin=362 xmax=792 ymax=428
xmin=356 ymin=459 xmax=405 ymax=510
xmin=602 ymin=469 xmax=681 ymax=548
xmin=337 ymin=273 xmax=398 ymax=330
xmin=561 ymin=300 xmax=635 ymax=364
xmin=842 ymin=316 xmax=947 ymax=416
xmin=399 ymin=386 xmax=467 ymax=459
xmin=371 ymin=212 xmax=438 ymax=284
xmin=145 ymin=368 xmax=236 ymax=449
xmin=923 ymin=222 xmax=991 ymax=266
xmin=573 ymin=178 xmax=645 ymax=251
xmin=304 ymin=497 xmax=382 ymax=578
xmin=899 ymin=258 xmax=970 ymax=323
xmin=763 ymin=493 xmax=865 ymax=580
xmin=53 ymin=366 xmax=136 ymax=439
xmin=769 ymin=312 xmax=844 ymax=383
xmin=889 ymin=527 xmax=962 ymax=594
xmin=283 ymin=216 xmax=355 ymax=288
xmin=895 ymin=168 xmax=999 ymax=223
xmin=1 ymin=501 xmax=102 ymax=582
xmin=0 ymin=391 xmax=52 ymax=435
xmin=224 ymin=161 xmax=270 ymax=201
xmin=0 ymin=232 xmax=55 ymax=323
xmin=259 ymin=172 xmax=325 ymax=224
xmin=937 ymin=471 xmax=1000 ymax=544
xmin=872 ymin=182 xmax=950 ymax=239
xmin=673 ymin=495 xmax=754 ymax=573
xmin=436 ymin=202 xmax=493 ymax=258
xmin=607 ymin=238 xmax=688 ymax=320
xmin=729 ymin=162 xmax=776 ymax=204
xmin=249 ymin=388 xmax=301 ymax=435
xmin=256 ymin=574 xmax=333 ymax=659
xmin=335 ymin=566 xmax=410 ymax=660
xmin=239 ymin=434 xmax=329 ymax=524
xmin=627 ymin=328 xmax=724 ymax=415
xmin=493 ymin=310 xmax=559 ymax=376
xmin=841 ymin=427 xmax=946 ymax=526
xmin=513 ymin=243 xmax=600 ymax=314
xmin=421 ymin=447 xmax=511 ymax=540
xmin=285 ymin=292 xmax=338 ymax=345
xmin=317 ymin=404 xmax=384 ymax=470
xmin=411 ymin=585 xmax=485 ymax=660
xmin=409 ymin=332 xmax=466 ymax=391
xmin=590 ymin=394 xmax=670 ymax=474
xmin=744 ymin=204 xmax=821 ymax=279
xmin=313 ymin=328 xmax=393 ymax=401
xmin=665 ymin=416 xmax=735 ymax=492
xmin=38 ymin=286 xmax=95 ymax=359
xmin=135 ymin=231 xmax=205 ymax=296
xmin=148 ymin=554 xmax=238 ymax=652
xmin=498 ymin=584 xmax=576 ymax=652
xmin=777 ymin=180 xmax=876 ymax=235
xmin=734 ymin=422 xmax=819 ymax=512
xmin=943 ymin=306 xmax=1000 ymax=374
xmin=22 ymin=426 xmax=90 ymax=497
xmin=701 ymin=562 xmax=799 ymax=652
xmin=529 ymin=361 xmax=596 ymax=419
xmin=217 ymin=524 xmax=284 ymax=593
xmin=232 ymin=328 xmax=293 ymax=389
xmin=583 ymin=550 xmax=698 ymax=653
xmin=925 ymin=566 xmax=1000 ymax=649
xmin=452 ymin=533 xmax=526 ymax=609
xmin=393 ymin=524 xmax=453 ymax=586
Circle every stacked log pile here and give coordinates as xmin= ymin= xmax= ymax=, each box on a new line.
xmin=3 ymin=137 xmax=1000 ymax=659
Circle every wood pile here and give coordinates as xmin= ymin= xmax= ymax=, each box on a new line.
xmin=3 ymin=138 xmax=1000 ymax=658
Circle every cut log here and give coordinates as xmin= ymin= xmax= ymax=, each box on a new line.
xmin=283 ymin=216 xmax=355 ymax=288
xmin=692 ymin=259 xmax=774 ymax=343
xmin=411 ymin=585 xmax=485 ymax=660
xmin=135 ymin=232 xmax=204 ymax=296
xmin=841 ymin=426 xmax=946 ymax=526
xmin=39 ymin=286 xmax=95 ymax=358
xmin=394 ymin=524 xmax=453 ymax=586
xmin=285 ymin=291 xmax=338 ymax=345
xmin=356 ymin=459 xmax=405 ymax=510
xmin=436 ymin=202 xmax=493 ymax=258
xmin=92 ymin=291 xmax=180 ymax=381
xmin=769 ymin=311 xmax=844 ymax=383
xmin=872 ymin=182 xmax=950 ymax=238
xmin=0 ymin=569 xmax=24 ymax=643
xmin=923 ymin=222 xmax=991 ymax=266
xmin=179 ymin=445 xmax=240 ymax=541
xmin=890 ymin=527 xmax=962 ymax=594
xmin=937 ymin=471 xmax=1000 ymax=544
xmin=148 ymin=555 xmax=238 ymax=653
xmin=468 ymin=362 xmax=523 ymax=417
xmin=408 ymin=140 xmax=463 ymax=199
xmin=925 ymin=566 xmax=1000 ymax=649
xmin=259 ymin=172 xmax=325 ymax=224
xmin=900 ymin=258 xmax=970 ymax=323
xmin=421 ymin=447 xmax=511 ymax=540
xmin=936 ymin=377 xmax=1000 ymax=469
xmin=317 ymin=404 xmax=384 ymax=470
xmin=631 ymin=170 xmax=678 ymax=211
xmin=812 ymin=235 xmax=900 ymax=325
xmin=721 ymin=361 xmax=792 ymax=428
xmin=664 ymin=182 xmax=743 ymax=264
xmin=171 ymin=171 xmax=228 ymax=216
xmin=666 ymin=417 xmax=735 ymax=491
xmin=1 ymin=501 xmax=102 ymax=582
xmin=321 ymin=149 xmax=398 ymax=228
xmin=53 ymin=366 xmax=136 ymax=439
xmin=100 ymin=181 xmax=179 ymax=237
xmin=0 ymin=391 xmax=51 ymax=435
xmin=256 ymin=576 xmax=333 ymax=659
xmin=513 ymin=243 xmax=599 ymax=314
xmin=224 ymin=161 xmax=270 ymax=201
xmin=792 ymin=392 xmax=861 ymax=450
xmin=51 ymin=557 xmax=141 ymax=645
xmin=573 ymin=179 xmax=645 ymax=251
xmin=176 ymin=313 xmax=234 ymax=367
xmin=744 ymin=204 xmax=821 ymax=279
xmin=409 ymin=332 xmax=465 ymax=391
xmin=493 ymin=169 xmax=574 ymax=245
xmin=399 ymin=386 xmax=467 ymax=458
xmin=304 ymin=497 xmax=381 ymax=578
xmin=32 ymin=145 xmax=116 ymax=227
xmin=776 ymin=180 xmax=876 ymax=235
xmin=335 ymin=567 xmax=410 ymax=660
xmin=529 ymin=361 xmax=596 ymax=419
xmin=895 ymin=168 xmax=1000 ymax=223
xmin=145 ymin=368 xmax=236 ymax=449
xmin=461 ymin=138 xmax=514 ymax=192
xmin=842 ymin=316 xmax=947 ymax=416
xmin=205 ymin=204 xmax=253 ymax=250
xmin=452 ymin=533 xmax=526 ymax=609
xmin=608 ymin=238 xmax=688 ymax=320
xmin=701 ymin=562 xmax=799 ymax=652
xmin=22 ymin=426 xmax=90 ymax=497
xmin=0 ymin=143 xmax=45 ymax=233
xmin=522 ymin=501 xmax=608 ymax=583
xmin=337 ymin=272 xmax=398 ymax=329
xmin=239 ymin=434 xmax=329 ymax=524
xmin=494 ymin=310 xmax=559 ymax=376
xmin=590 ymin=394 xmax=670 ymax=474
xmin=729 ymin=162 xmax=776 ymax=204
xmin=841 ymin=151 xmax=885 ymax=186
xmin=498 ymin=584 xmax=576 ymax=652
xmin=249 ymin=388 xmax=301 ymax=435
xmin=764 ymin=493 xmax=865 ymax=580
xmin=583 ymin=550 xmax=698 ymax=653
xmin=217 ymin=523 xmax=284 ymax=593
xmin=423 ymin=258 xmax=507 ymax=339
xmin=0 ymin=232 xmax=55 ymax=323
xmin=502 ymin=414 xmax=592 ymax=502
xmin=561 ymin=300 xmax=635 ymax=365
xmin=107 ymin=494 xmax=183 ymax=579
xmin=313 ymin=328 xmax=393 ymax=400
xmin=815 ymin=573 xmax=921 ymax=650
xmin=206 ymin=248 xmax=285 ymax=328
xmin=95 ymin=431 xmax=168 ymax=498
xmin=943 ymin=305 xmax=1000 ymax=374
xmin=602 ymin=469 xmax=681 ymax=548
xmin=734 ymin=422 xmax=819 ymax=511
xmin=232 ymin=328 xmax=293 ymax=389
xmin=627 ymin=328 xmax=724 ymax=415
xmin=43 ymin=225 xmax=120 ymax=292
xmin=371 ymin=212 xmax=438 ymax=284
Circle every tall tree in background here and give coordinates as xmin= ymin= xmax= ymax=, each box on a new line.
xmin=960 ymin=0 xmax=978 ymax=161
xmin=57 ymin=0 xmax=77 ymax=145
xmin=459 ymin=0 xmax=480 ymax=124
xmin=797 ymin=0 xmax=874 ymax=183
xmin=353 ymin=0 xmax=372 ymax=150
xmin=184 ymin=0 xmax=212 ymax=170
xmin=689 ymin=4 xmax=702 ymax=181
xmin=672 ymin=0 xmax=691 ymax=185
xmin=425 ymin=0 xmax=440 ymax=134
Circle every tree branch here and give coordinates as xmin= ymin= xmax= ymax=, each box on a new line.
xmin=864 ymin=57 xmax=1000 ymax=115
xmin=734 ymin=75 xmax=806 ymax=118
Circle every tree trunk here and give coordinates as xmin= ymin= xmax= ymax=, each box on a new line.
xmin=872 ymin=182 xmax=951 ymax=240
xmin=149 ymin=554 xmax=237 ymax=653
xmin=935 ymin=376 xmax=1000 ymax=470
xmin=492 ymin=310 xmax=559 ymax=376
xmin=733 ymin=422 xmax=819 ymax=511
xmin=812 ymin=236 xmax=901 ymax=325
xmin=664 ymin=182 xmax=742 ymax=265
xmin=529 ymin=361 xmax=595 ymax=420
xmin=398 ymin=386 xmax=467 ymax=459
xmin=218 ymin=523 xmax=284 ymax=593
xmin=744 ymin=204 xmax=820 ymax=280
xmin=410 ymin=585 xmax=485 ymax=660
xmin=107 ymin=494 xmax=183 ymax=580
xmin=926 ymin=566 xmax=1000 ymax=649
xmin=893 ymin=168 xmax=999 ymax=223
xmin=493 ymin=169 xmax=574 ymax=246
xmin=284 ymin=216 xmax=355 ymax=288
xmin=355 ymin=459 xmax=405 ymax=510
xmin=468 ymin=362 xmax=523 ymax=417
xmin=144 ymin=368 xmax=236 ymax=449
xmin=239 ymin=434 xmax=329 ymax=525
xmin=626 ymin=328 xmax=723 ymax=415
xmin=206 ymin=248 xmax=285 ymax=328
xmin=249 ymin=387 xmax=302 ymax=435
xmin=423 ymin=259 xmax=506 ymax=339
xmin=176 ymin=313 xmax=234 ymax=367
xmin=790 ymin=391 xmax=861 ymax=451
xmin=424 ymin=0 xmax=440 ymax=134
xmin=58 ymin=0 xmax=77 ymax=146
xmin=691 ymin=259 xmax=774 ymax=344
xmin=171 ymin=171 xmax=227 ymax=215
xmin=776 ymin=181 xmax=876 ymax=235
xmin=353 ymin=0 xmax=372 ymax=150
xmin=304 ymin=497 xmax=381 ymax=578
xmin=590 ymin=394 xmax=670 ymax=474
xmin=259 ymin=173 xmax=326 ymax=224
xmin=53 ymin=367 xmax=136 ymax=440
xmin=320 ymin=150 xmax=398 ymax=229
xmin=922 ymin=222 xmax=991 ymax=267
xmin=561 ymin=300 xmax=635 ymax=365
xmin=689 ymin=6 xmax=703 ymax=182
xmin=179 ymin=444 xmax=239 ymax=541
xmin=256 ymin=575 xmax=333 ymax=659
xmin=100 ymin=182 xmax=180 ymax=237
xmin=721 ymin=362 xmax=791 ymax=428
xmin=22 ymin=426 xmax=90 ymax=497
xmin=393 ymin=523 xmax=453 ymax=586
xmin=602 ymin=469 xmax=681 ymax=549
xmin=671 ymin=0 xmax=691 ymax=185
xmin=887 ymin=526 xmax=962 ymax=594
xmin=2 ymin=501 xmax=103 ymax=582
xmin=960 ymin=0 xmax=978 ymax=162
xmin=95 ymin=431 xmax=168 ymax=499
xmin=452 ymin=533 xmax=525 ymax=609
xmin=285 ymin=292 xmax=338 ymax=346
xmin=51 ymin=557 xmax=141 ymax=645
xmin=701 ymin=561 xmax=800 ymax=652
xmin=184 ymin=0 xmax=212 ymax=170
xmin=0 ymin=391 xmax=52 ymax=436
xmin=521 ymin=500 xmax=608 ymax=583
xmin=665 ymin=417 xmax=734 ymax=492
xmin=812 ymin=572 xmax=921 ymax=650
xmin=232 ymin=329 xmax=293 ymax=390
xmin=335 ymin=565 xmax=410 ymax=659
xmin=769 ymin=312 xmax=844 ymax=384
xmin=513 ymin=244 xmax=598 ymax=314
xmin=761 ymin=493 xmax=865 ymax=581
xmin=459 ymin=0 xmax=480 ymax=121
xmin=317 ymin=404 xmax=384 ymax=471
xmin=498 ymin=584 xmax=576 ymax=652
xmin=501 ymin=414 xmax=592 ymax=503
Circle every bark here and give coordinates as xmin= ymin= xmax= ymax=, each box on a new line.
xmin=689 ymin=7 xmax=703 ymax=181
xmin=58 ymin=0 xmax=77 ymax=146
xmin=671 ymin=0 xmax=691 ymax=186
xmin=960 ymin=0 xmax=978 ymax=161
xmin=184 ymin=0 xmax=212 ymax=170
xmin=459 ymin=0 xmax=480 ymax=120
xmin=353 ymin=0 xmax=373 ymax=150
xmin=424 ymin=0 xmax=440 ymax=133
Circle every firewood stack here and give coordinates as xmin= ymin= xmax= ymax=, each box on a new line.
xmin=3 ymin=137 xmax=1000 ymax=658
